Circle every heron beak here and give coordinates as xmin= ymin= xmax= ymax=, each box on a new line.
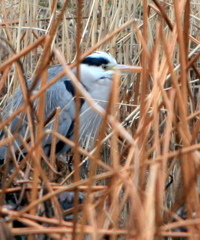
xmin=115 ymin=64 xmax=142 ymax=73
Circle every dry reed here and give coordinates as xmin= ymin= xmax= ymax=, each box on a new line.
xmin=0 ymin=0 xmax=200 ymax=240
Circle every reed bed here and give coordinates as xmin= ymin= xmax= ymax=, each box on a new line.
xmin=0 ymin=0 xmax=200 ymax=239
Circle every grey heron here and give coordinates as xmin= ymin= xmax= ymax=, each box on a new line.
xmin=0 ymin=51 xmax=138 ymax=164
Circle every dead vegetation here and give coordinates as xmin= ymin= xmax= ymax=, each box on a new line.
xmin=0 ymin=0 xmax=200 ymax=239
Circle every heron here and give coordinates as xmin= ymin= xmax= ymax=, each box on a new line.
xmin=0 ymin=51 xmax=139 ymax=164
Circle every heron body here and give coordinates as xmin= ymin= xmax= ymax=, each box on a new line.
xmin=0 ymin=51 xmax=130 ymax=163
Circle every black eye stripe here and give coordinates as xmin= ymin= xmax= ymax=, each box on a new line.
xmin=81 ymin=57 xmax=110 ymax=66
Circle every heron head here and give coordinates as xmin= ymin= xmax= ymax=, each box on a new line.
xmin=77 ymin=51 xmax=117 ymax=91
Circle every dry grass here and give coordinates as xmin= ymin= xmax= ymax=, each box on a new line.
xmin=0 ymin=0 xmax=200 ymax=239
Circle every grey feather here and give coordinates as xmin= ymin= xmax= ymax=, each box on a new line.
xmin=0 ymin=66 xmax=75 ymax=160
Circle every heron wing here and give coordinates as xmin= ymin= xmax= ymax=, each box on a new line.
xmin=42 ymin=78 xmax=76 ymax=155
xmin=0 ymin=65 xmax=76 ymax=159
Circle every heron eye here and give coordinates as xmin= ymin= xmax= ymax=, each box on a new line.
xmin=102 ymin=64 xmax=108 ymax=70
